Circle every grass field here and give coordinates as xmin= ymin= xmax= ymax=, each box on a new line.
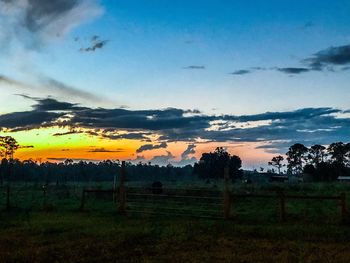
xmin=1 ymin=182 xmax=350 ymax=262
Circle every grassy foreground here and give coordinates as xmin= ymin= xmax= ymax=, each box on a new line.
xmin=1 ymin=182 xmax=350 ymax=262
xmin=1 ymin=210 xmax=350 ymax=263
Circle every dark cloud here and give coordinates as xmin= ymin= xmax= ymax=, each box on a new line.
xmin=183 ymin=65 xmax=206 ymax=70
xmin=244 ymin=43 xmax=350 ymax=75
xmin=230 ymin=70 xmax=251 ymax=75
xmin=303 ymin=44 xmax=350 ymax=69
xmin=276 ymin=67 xmax=310 ymax=74
xmin=67 ymin=106 xmax=211 ymax=131
xmin=19 ymin=145 xmax=34 ymax=149
xmin=225 ymin=107 xmax=340 ymax=122
xmin=100 ymin=132 xmax=152 ymax=141
xmin=136 ymin=142 xmax=168 ymax=153
xmin=0 ymin=110 xmax=63 ymax=131
xmin=230 ymin=67 xmax=268 ymax=76
xmin=80 ymin=40 xmax=109 ymax=52
xmin=88 ymin=147 xmax=125 ymax=153
xmin=53 ymin=130 xmax=83 ymax=137
xmin=33 ymin=98 xmax=78 ymax=111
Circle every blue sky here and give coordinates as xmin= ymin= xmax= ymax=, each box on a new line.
xmin=0 ymin=0 xmax=349 ymax=167
xmin=2 ymin=0 xmax=350 ymax=113
xmin=44 ymin=1 xmax=350 ymax=112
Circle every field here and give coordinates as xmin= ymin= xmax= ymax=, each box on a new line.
xmin=1 ymin=181 xmax=350 ymax=262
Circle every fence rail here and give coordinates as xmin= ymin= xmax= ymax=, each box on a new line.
xmin=78 ymin=188 xmax=347 ymax=223
xmin=230 ymin=192 xmax=347 ymax=223
xmin=0 ymin=163 xmax=348 ymax=224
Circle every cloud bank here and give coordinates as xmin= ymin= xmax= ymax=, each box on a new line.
xmin=1 ymin=96 xmax=349 ymax=155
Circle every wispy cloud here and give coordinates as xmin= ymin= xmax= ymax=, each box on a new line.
xmin=232 ymin=43 xmax=350 ymax=76
xmin=276 ymin=67 xmax=310 ymax=74
xmin=37 ymin=76 xmax=104 ymax=102
xmin=230 ymin=69 xmax=251 ymax=75
xmin=0 ymin=0 xmax=103 ymax=49
xmin=302 ymin=21 xmax=314 ymax=29
xmin=80 ymin=39 xmax=109 ymax=52
xmin=149 ymin=151 xmax=175 ymax=166
xmin=88 ymin=147 xmax=125 ymax=153
xmin=47 ymin=157 xmax=99 ymax=162
xmin=0 ymin=75 xmax=23 ymax=87
xmin=183 ymin=65 xmax=206 ymax=70
xmin=53 ymin=130 xmax=83 ymax=137
xmin=0 ymin=73 xmax=105 ymax=103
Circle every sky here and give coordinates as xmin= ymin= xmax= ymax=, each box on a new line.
xmin=0 ymin=0 xmax=350 ymax=169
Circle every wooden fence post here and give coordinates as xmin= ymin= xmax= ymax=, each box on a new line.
xmin=223 ymin=166 xmax=231 ymax=219
xmin=42 ymin=185 xmax=47 ymax=208
xmin=340 ymin=192 xmax=347 ymax=223
xmin=118 ymin=161 xmax=127 ymax=214
xmin=6 ymin=185 xmax=10 ymax=211
xmin=279 ymin=191 xmax=286 ymax=222
xmin=80 ymin=188 xmax=86 ymax=211
xmin=113 ymin=175 xmax=117 ymax=204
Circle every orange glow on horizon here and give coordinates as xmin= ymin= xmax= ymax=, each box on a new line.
xmin=1 ymin=127 xmax=277 ymax=167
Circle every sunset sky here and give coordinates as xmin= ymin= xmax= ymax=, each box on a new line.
xmin=0 ymin=0 xmax=350 ymax=168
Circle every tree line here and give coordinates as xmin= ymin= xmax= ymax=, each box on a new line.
xmin=1 ymin=135 xmax=350 ymax=183
xmin=268 ymin=142 xmax=350 ymax=181
xmin=0 ymin=137 xmax=241 ymax=183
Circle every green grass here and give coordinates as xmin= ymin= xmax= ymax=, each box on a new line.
xmin=1 ymin=211 xmax=350 ymax=262
xmin=1 ymin=182 xmax=350 ymax=262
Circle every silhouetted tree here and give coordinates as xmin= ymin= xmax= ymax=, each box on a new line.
xmin=64 ymin=159 xmax=73 ymax=166
xmin=0 ymin=136 xmax=19 ymax=160
xmin=268 ymin=155 xmax=284 ymax=174
xmin=193 ymin=147 xmax=242 ymax=180
xmin=303 ymin=164 xmax=316 ymax=175
xmin=327 ymin=142 xmax=349 ymax=166
xmin=0 ymin=158 xmax=8 ymax=186
xmin=308 ymin=144 xmax=327 ymax=165
xmin=286 ymin=143 xmax=308 ymax=175
xmin=0 ymin=136 xmax=19 ymax=184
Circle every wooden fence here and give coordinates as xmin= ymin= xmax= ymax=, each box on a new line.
xmin=0 ymin=162 xmax=348 ymax=223
xmin=79 ymin=162 xmax=348 ymax=223
xmin=79 ymin=186 xmax=348 ymax=222
xmin=228 ymin=192 xmax=347 ymax=223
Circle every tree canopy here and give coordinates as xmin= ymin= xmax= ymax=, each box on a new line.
xmin=193 ymin=147 xmax=242 ymax=180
